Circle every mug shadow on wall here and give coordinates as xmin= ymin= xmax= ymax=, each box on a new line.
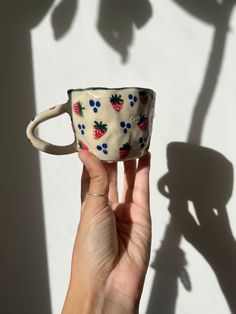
xmin=146 ymin=0 xmax=235 ymax=313
xmin=0 ymin=1 xmax=77 ymax=313
xmin=97 ymin=0 xmax=153 ymax=63
xmin=146 ymin=143 xmax=236 ymax=314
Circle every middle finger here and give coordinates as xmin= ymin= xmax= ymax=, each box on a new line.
xmin=104 ymin=161 xmax=119 ymax=204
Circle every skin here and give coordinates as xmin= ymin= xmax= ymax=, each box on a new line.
xmin=62 ymin=150 xmax=151 ymax=314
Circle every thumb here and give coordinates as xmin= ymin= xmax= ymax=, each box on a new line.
xmin=79 ymin=150 xmax=109 ymax=202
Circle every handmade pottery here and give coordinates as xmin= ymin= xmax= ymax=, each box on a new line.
xmin=26 ymin=87 xmax=156 ymax=161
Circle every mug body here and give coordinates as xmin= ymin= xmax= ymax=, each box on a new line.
xmin=69 ymin=87 xmax=156 ymax=161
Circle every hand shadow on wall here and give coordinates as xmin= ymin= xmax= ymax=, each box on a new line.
xmin=146 ymin=1 xmax=235 ymax=313
xmin=159 ymin=142 xmax=236 ymax=313
xmin=0 ymin=1 xmax=76 ymax=313
xmin=97 ymin=0 xmax=153 ymax=63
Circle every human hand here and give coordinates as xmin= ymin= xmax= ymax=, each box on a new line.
xmin=62 ymin=151 xmax=151 ymax=314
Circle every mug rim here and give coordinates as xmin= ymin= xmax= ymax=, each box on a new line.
xmin=67 ymin=86 xmax=156 ymax=95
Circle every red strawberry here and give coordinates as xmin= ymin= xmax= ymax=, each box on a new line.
xmin=110 ymin=94 xmax=124 ymax=112
xmin=74 ymin=101 xmax=85 ymax=117
xmin=93 ymin=121 xmax=108 ymax=139
xmin=78 ymin=140 xmax=89 ymax=151
xmin=119 ymin=143 xmax=131 ymax=159
xmin=139 ymin=90 xmax=148 ymax=105
xmin=137 ymin=114 xmax=148 ymax=131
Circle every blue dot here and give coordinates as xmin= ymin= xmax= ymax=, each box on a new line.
xmin=103 ymin=150 xmax=108 ymax=155
xmin=141 ymin=143 xmax=145 ymax=148
xmin=81 ymin=130 xmax=85 ymax=135
xmin=78 ymin=124 xmax=81 ymax=129
xmin=130 ymin=101 xmax=134 ymax=107
xmin=102 ymin=143 xmax=107 ymax=148
xmin=128 ymin=94 xmax=133 ymax=100
xmin=133 ymin=96 xmax=137 ymax=102
xmin=97 ymin=145 xmax=102 ymax=151
xmin=120 ymin=121 xmax=125 ymax=128
xmin=82 ymin=124 xmax=85 ymax=129
xmin=96 ymin=101 xmax=101 ymax=107
xmin=89 ymin=100 xmax=95 ymax=107
xmin=139 ymin=137 xmax=143 ymax=143
xmin=124 ymin=128 xmax=128 ymax=134
xmin=93 ymin=107 xmax=98 ymax=113
xmin=126 ymin=123 xmax=131 ymax=129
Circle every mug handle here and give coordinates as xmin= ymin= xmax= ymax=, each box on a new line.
xmin=158 ymin=173 xmax=171 ymax=198
xmin=26 ymin=102 xmax=77 ymax=155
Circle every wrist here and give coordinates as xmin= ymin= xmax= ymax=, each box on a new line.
xmin=62 ymin=281 xmax=139 ymax=314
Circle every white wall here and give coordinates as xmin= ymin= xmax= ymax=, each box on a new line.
xmin=30 ymin=0 xmax=236 ymax=313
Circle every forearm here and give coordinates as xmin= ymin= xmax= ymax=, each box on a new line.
xmin=62 ymin=286 xmax=139 ymax=314
xmin=206 ymin=242 xmax=236 ymax=313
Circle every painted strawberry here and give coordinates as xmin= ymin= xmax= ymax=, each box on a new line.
xmin=93 ymin=121 xmax=108 ymax=139
xmin=78 ymin=140 xmax=89 ymax=151
xmin=139 ymin=90 xmax=148 ymax=105
xmin=110 ymin=94 xmax=124 ymax=112
xmin=119 ymin=142 xmax=131 ymax=159
xmin=73 ymin=101 xmax=85 ymax=117
xmin=137 ymin=114 xmax=148 ymax=131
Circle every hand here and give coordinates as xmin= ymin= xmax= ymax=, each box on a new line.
xmin=62 ymin=151 xmax=151 ymax=314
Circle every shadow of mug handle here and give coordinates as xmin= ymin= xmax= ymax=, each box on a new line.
xmin=26 ymin=101 xmax=77 ymax=155
xmin=158 ymin=173 xmax=171 ymax=198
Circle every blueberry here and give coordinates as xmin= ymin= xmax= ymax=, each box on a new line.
xmin=97 ymin=145 xmax=102 ymax=151
xmin=89 ymin=100 xmax=94 ymax=107
xmin=96 ymin=101 xmax=101 ymax=107
xmin=126 ymin=123 xmax=131 ymax=129
xmin=81 ymin=130 xmax=85 ymax=135
xmin=93 ymin=107 xmax=98 ymax=113
xmin=120 ymin=121 xmax=125 ymax=128
xmin=124 ymin=128 xmax=128 ymax=134
xmin=130 ymin=101 xmax=134 ymax=107
xmin=133 ymin=96 xmax=137 ymax=102
xmin=78 ymin=124 xmax=81 ymax=129
xmin=128 ymin=94 xmax=133 ymax=100
xmin=139 ymin=137 xmax=143 ymax=143
xmin=102 ymin=143 xmax=107 ymax=148
xmin=103 ymin=150 xmax=108 ymax=154
xmin=141 ymin=143 xmax=145 ymax=148
xmin=82 ymin=124 xmax=85 ymax=129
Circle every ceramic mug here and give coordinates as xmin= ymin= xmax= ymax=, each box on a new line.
xmin=26 ymin=87 xmax=156 ymax=161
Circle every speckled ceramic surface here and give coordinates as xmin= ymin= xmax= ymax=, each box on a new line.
xmin=26 ymin=87 xmax=156 ymax=161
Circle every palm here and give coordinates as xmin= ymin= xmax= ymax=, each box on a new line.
xmin=78 ymin=152 xmax=151 ymax=303
xmin=109 ymin=201 xmax=151 ymax=296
